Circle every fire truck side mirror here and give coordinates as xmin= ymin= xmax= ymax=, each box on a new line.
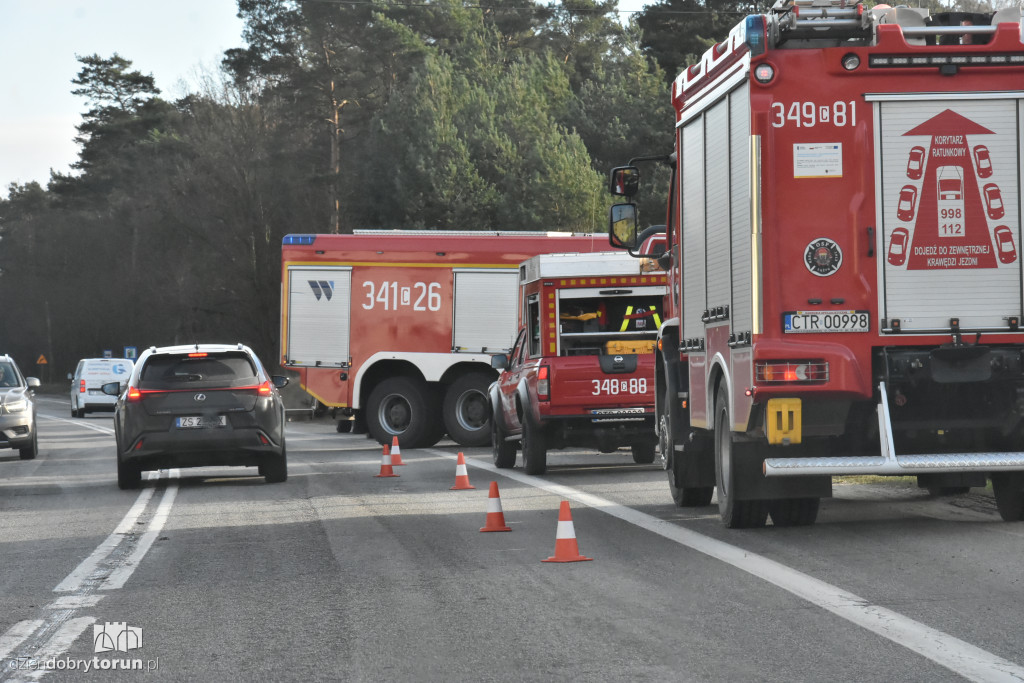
xmin=608 ymin=203 xmax=639 ymax=250
xmin=609 ymin=166 xmax=640 ymax=197
xmin=490 ymin=354 xmax=508 ymax=370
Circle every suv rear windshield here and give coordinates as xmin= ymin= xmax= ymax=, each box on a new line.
xmin=139 ymin=352 xmax=257 ymax=389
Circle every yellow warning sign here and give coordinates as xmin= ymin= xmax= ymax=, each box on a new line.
xmin=36 ymin=355 xmax=47 ymax=365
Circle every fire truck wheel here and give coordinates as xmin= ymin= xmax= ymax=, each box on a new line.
xmin=521 ymin=412 xmax=547 ymax=475
xmin=631 ymin=443 xmax=656 ymax=464
xmin=991 ymin=472 xmax=1024 ymax=521
xmin=366 ymin=376 xmax=440 ymax=449
xmin=443 ymin=372 xmax=494 ymax=447
xmin=714 ymin=392 xmax=768 ymax=528
xmin=491 ymin=411 xmax=517 ymax=468
xmin=768 ymin=498 xmax=819 ymax=527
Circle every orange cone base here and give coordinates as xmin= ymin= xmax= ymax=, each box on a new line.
xmin=542 ymin=553 xmax=592 ymax=563
xmin=480 ymin=520 xmax=511 ymax=532
xmin=451 ymin=481 xmax=476 ymax=490
xmin=374 ymin=471 xmax=399 ymax=478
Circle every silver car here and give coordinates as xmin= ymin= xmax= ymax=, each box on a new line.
xmin=0 ymin=355 xmax=40 ymax=460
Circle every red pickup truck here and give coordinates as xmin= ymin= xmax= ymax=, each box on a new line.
xmin=489 ymin=251 xmax=667 ymax=474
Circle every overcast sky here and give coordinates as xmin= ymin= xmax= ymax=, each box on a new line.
xmin=0 ymin=0 xmax=650 ymax=195
xmin=0 ymin=0 xmax=246 ymax=192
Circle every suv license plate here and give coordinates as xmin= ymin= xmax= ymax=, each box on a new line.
xmin=784 ymin=311 xmax=870 ymax=333
xmin=176 ymin=416 xmax=227 ymax=429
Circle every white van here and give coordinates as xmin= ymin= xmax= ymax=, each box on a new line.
xmin=69 ymin=358 xmax=134 ymax=417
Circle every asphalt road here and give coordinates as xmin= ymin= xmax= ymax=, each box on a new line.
xmin=1 ymin=395 xmax=1023 ymax=682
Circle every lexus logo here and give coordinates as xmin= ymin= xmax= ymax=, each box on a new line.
xmin=194 ymin=394 xmax=206 ymax=402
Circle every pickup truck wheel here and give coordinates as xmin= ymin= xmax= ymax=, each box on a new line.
xmin=491 ymin=409 xmax=517 ymax=468
xmin=714 ymin=392 xmax=768 ymax=528
xmin=769 ymin=498 xmax=819 ymax=527
xmin=443 ymin=372 xmax=493 ymax=447
xmin=631 ymin=443 xmax=656 ymax=464
xmin=991 ymin=473 xmax=1024 ymax=521
xmin=366 ymin=376 xmax=440 ymax=449
xmin=521 ymin=413 xmax=547 ymax=475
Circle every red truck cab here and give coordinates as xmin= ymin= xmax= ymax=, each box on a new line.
xmin=489 ymin=251 xmax=667 ymax=474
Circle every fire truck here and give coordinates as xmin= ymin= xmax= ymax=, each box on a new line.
xmin=489 ymin=251 xmax=666 ymax=473
xmin=280 ymin=231 xmax=609 ymax=449
xmin=606 ymin=1 xmax=1024 ymax=527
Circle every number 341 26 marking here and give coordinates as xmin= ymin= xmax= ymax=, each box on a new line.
xmin=771 ymin=101 xmax=857 ymax=128
xmin=362 ymin=281 xmax=442 ymax=311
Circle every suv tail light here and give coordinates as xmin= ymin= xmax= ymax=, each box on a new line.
xmin=257 ymin=380 xmax=273 ymax=396
xmin=537 ymin=366 xmax=550 ymax=400
xmin=127 ymin=387 xmax=143 ymax=402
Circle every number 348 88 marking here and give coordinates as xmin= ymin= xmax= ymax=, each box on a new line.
xmin=592 ymin=378 xmax=648 ymax=395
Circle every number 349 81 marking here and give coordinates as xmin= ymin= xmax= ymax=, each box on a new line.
xmin=771 ymin=101 xmax=857 ymax=128
xmin=592 ymin=378 xmax=648 ymax=395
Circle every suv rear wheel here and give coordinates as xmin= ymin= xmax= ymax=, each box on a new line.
xmin=263 ymin=447 xmax=288 ymax=484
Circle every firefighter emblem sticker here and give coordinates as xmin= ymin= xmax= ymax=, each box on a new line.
xmin=804 ymin=237 xmax=842 ymax=276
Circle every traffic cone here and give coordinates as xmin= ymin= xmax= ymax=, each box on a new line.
xmin=450 ymin=452 xmax=476 ymax=490
xmin=390 ymin=436 xmax=405 ymax=465
xmin=542 ymin=501 xmax=592 ymax=563
xmin=480 ymin=481 xmax=512 ymax=532
xmin=374 ymin=448 xmax=399 ymax=478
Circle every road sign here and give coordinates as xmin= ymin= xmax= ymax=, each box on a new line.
xmin=36 ymin=355 xmax=47 ymax=365
xmin=124 ymin=346 xmax=137 ymax=360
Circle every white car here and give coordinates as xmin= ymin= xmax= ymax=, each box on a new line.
xmin=69 ymin=358 xmax=134 ymax=417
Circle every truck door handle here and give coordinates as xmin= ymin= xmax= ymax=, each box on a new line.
xmin=867 ymin=226 xmax=875 ymax=258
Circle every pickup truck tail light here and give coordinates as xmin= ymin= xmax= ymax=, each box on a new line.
xmin=537 ymin=366 xmax=550 ymax=400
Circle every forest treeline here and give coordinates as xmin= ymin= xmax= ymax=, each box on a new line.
xmin=0 ymin=0 xmax=1003 ymax=375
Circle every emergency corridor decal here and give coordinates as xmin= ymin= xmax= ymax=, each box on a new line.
xmin=891 ymin=109 xmax=1013 ymax=270
xmin=879 ymin=98 xmax=1022 ymax=332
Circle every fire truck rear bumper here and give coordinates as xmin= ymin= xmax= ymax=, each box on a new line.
xmin=764 ymin=381 xmax=1024 ymax=476
xmin=764 ymin=452 xmax=1024 ymax=477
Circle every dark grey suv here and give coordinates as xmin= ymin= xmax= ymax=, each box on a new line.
xmin=105 ymin=344 xmax=289 ymax=489
xmin=0 ymin=355 xmax=41 ymax=460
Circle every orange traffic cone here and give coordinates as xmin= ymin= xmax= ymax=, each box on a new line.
xmin=374 ymin=448 xmax=399 ymax=478
xmin=450 ymin=452 xmax=476 ymax=490
xmin=542 ymin=501 xmax=592 ymax=563
xmin=480 ymin=481 xmax=512 ymax=532
xmin=390 ymin=436 xmax=405 ymax=466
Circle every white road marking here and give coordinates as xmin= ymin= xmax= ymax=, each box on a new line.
xmin=102 ymin=480 xmax=178 ymax=590
xmin=8 ymin=617 xmax=96 ymax=682
xmin=2 ymin=468 xmax=179 ymax=677
xmin=437 ymin=451 xmax=1024 ymax=683
xmin=38 ymin=415 xmax=114 ymax=436
xmin=0 ymin=621 xmax=44 ymax=662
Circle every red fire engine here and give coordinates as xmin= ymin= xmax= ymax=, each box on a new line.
xmin=280 ymin=231 xmax=609 ymax=448
xmin=489 ymin=251 xmax=666 ymax=473
xmin=608 ymin=1 xmax=1024 ymax=526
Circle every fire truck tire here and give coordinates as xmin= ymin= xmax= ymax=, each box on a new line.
xmin=366 ymin=376 xmax=441 ymax=449
xmin=631 ymin=443 xmax=656 ymax=464
xmin=714 ymin=392 xmax=768 ymax=528
xmin=768 ymin=498 xmax=819 ymax=527
xmin=521 ymin=412 xmax=547 ymax=475
xmin=491 ymin=411 xmax=517 ymax=469
xmin=991 ymin=472 xmax=1024 ymax=521
xmin=336 ymin=419 xmax=352 ymax=433
xmin=443 ymin=372 xmax=494 ymax=447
